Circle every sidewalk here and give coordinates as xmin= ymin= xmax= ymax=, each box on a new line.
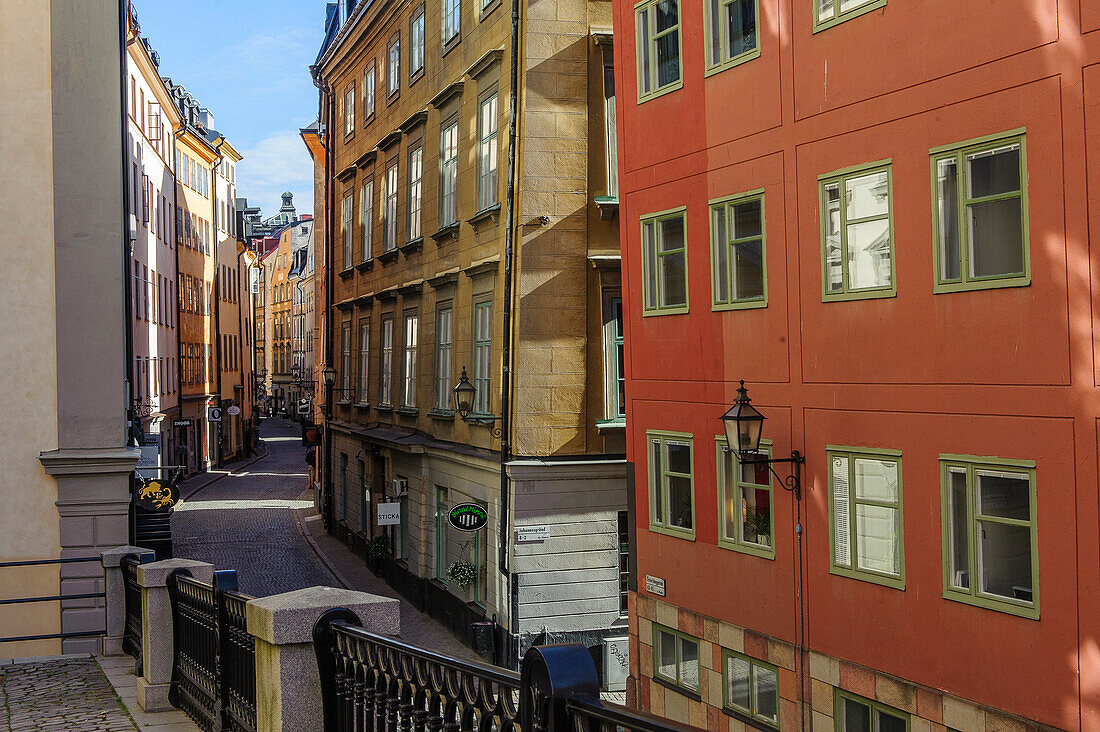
xmin=177 ymin=446 xmax=269 ymax=502
xmin=294 ymin=500 xmax=482 ymax=664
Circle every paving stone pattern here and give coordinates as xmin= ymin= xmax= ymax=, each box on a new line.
xmin=172 ymin=419 xmax=338 ymax=597
xmin=0 ymin=657 xmax=136 ymax=731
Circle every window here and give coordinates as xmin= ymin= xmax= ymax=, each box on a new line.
xmin=711 ymin=191 xmax=766 ymax=309
xmin=653 ymin=625 xmax=699 ymax=693
xmin=408 ymin=146 xmax=423 ymax=241
xmin=705 ymin=0 xmax=758 ymax=73
xmin=384 ymin=160 xmax=399 ymax=252
xmin=340 ymin=323 xmax=352 ymax=401
xmin=820 ymin=162 xmax=894 ymax=300
xmin=357 ymin=319 xmax=370 ymax=403
xmin=361 ymin=179 xmax=374 ymax=261
xmin=473 ymin=300 xmax=492 ymax=414
xmin=380 ymin=318 xmax=394 ymax=406
xmin=477 ymin=93 xmax=498 ymax=210
xmin=440 ymin=121 xmax=459 ymax=227
xmin=647 ymin=431 xmax=694 ymax=538
xmin=834 ymin=690 xmax=908 ymax=732
xmin=342 ymin=192 xmax=353 ymax=268
xmin=410 ymin=8 xmax=425 ymax=78
xmin=717 ymin=438 xmax=773 ymax=558
xmin=436 ymin=307 xmax=453 ymax=410
xmin=364 ymin=63 xmax=376 ymax=120
xmin=723 ymin=650 xmax=778 ymax=728
xmin=402 ymin=313 xmax=418 ymax=407
xmin=617 ymin=510 xmax=630 ymax=615
xmin=815 ymin=0 xmax=886 ymax=32
xmin=635 ymin=0 xmax=682 ymax=102
xmin=603 ymin=48 xmax=618 ymax=198
xmin=829 ymin=447 xmax=903 ymax=588
xmin=340 ymin=453 xmax=349 ymax=520
xmin=603 ymin=297 xmax=626 ymax=420
xmin=641 ymin=208 xmax=688 ymax=315
xmin=388 ymin=36 xmax=401 ymax=97
xmin=932 ymin=131 xmax=1029 ymax=292
xmin=358 ymin=459 xmax=368 ymax=532
xmin=941 ymin=454 xmax=1037 ymax=618
xmin=443 ymin=0 xmax=461 ymax=45
xmin=435 ymin=487 xmax=449 ymax=578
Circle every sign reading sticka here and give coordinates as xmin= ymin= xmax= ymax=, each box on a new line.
xmin=377 ymin=502 xmax=401 ymax=526
xmin=448 ymin=503 xmax=489 ymax=532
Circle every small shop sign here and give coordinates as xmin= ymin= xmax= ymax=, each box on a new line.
xmin=377 ymin=502 xmax=401 ymax=526
xmin=644 ymin=575 xmax=666 ymax=597
xmin=516 ymin=525 xmax=550 ymax=542
xmin=448 ymin=503 xmax=489 ymax=532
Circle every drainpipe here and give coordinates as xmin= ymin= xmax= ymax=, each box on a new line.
xmin=499 ymin=0 xmax=523 ymax=666
xmin=210 ymin=143 xmax=225 ymax=466
xmin=171 ymin=123 xmax=184 ymax=471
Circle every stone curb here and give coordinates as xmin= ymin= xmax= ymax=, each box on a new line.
xmin=294 ymin=508 xmax=355 ymax=592
xmin=178 ymin=446 xmax=270 ymax=502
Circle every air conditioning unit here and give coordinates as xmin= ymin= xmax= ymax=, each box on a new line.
xmin=390 ymin=478 xmax=409 ymax=497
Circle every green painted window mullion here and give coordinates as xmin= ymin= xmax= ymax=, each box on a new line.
xmin=955 ymin=151 xmax=972 ymax=284
xmin=846 ymin=455 xmax=860 ymax=570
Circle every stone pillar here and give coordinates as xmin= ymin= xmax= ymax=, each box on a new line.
xmin=135 ymin=558 xmax=214 ymax=712
xmin=99 ymin=545 xmax=154 ymax=656
xmin=246 ymin=586 xmax=401 ymax=732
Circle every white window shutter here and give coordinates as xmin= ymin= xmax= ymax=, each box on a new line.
xmin=833 ymin=456 xmax=850 ymax=566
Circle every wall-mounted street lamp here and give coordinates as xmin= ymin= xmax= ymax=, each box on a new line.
xmin=452 ymin=367 xmax=501 ymax=438
xmin=720 ymin=381 xmax=804 ymax=500
xmin=320 ymin=365 xmax=336 ymax=419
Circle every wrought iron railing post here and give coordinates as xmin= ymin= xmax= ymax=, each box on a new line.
xmin=166 ymin=567 xmax=194 ymax=711
xmin=313 ymin=607 xmax=362 ymax=732
xmin=519 ymin=644 xmax=600 ymax=732
xmin=212 ymin=569 xmax=240 ymax=732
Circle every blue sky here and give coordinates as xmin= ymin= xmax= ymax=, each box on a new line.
xmin=135 ymin=0 xmax=327 ymax=218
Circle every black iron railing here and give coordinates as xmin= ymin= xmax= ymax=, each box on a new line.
xmin=167 ymin=569 xmax=257 ymax=732
xmin=313 ymin=611 xmax=715 ymax=732
xmin=121 ymin=553 xmax=149 ymax=672
xmin=0 ymin=555 xmax=105 ymax=644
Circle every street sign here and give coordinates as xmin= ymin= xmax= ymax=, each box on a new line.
xmin=448 ymin=503 xmax=489 ymax=532
xmin=645 ymin=574 xmax=666 ymax=597
xmin=172 ymin=419 xmax=190 ymax=428
xmin=135 ymin=442 xmax=160 ymax=481
xmin=298 ymin=400 xmax=311 ymax=415
xmin=226 ymin=405 xmax=241 ymax=416
xmin=377 ymin=502 xmax=401 ymax=526
xmin=516 ymin=525 xmax=550 ymax=542
xmin=208 ymin=406 xmax=223 ymax=423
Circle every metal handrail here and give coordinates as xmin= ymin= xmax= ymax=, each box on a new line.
xmin=0 ymin=555 xmax=108 ymax=643
xmin=0 ymin=592 xmax=105 ymax=605
xmin=0 ymin=556 xmax=101 ymax=568
xmin=567 ymin=693 xmax=726 ymax=732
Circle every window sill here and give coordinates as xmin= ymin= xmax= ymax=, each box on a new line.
xmin=400 ymin=237 xmax=424 ymax=256
xmin=375 ymin=404 xmax=393 ymax=413
xmin=713 ymin=298 xmax=768 ymax=312
xmin=717 ymin=537 xmax=775 ymax=560
xmin=442 ymin=35 xmax=461 ymax=58
xmin=812 ymin=0 xmax=887 ymax=33
xmin=431 ymin=222 xmax=460 ymax=243
xmin=386 ymin=90 xmax=400 ymax=107
xmin=649 ymin=524 xmax=696 ymax=542
xmin=467 ymin=203 xmax=501 ymax=231
xmin=637 ymin=79 xmax=683 ymax=105
xmin=594 ymin=196 xmax=618 ymax=221
xmin=642 ymin=305 xmax=689 ymax=317
xmin=595 ymin=418 xmax=626 ymax=432
xmin=378 ymin=249 xmax=399 ymax=265
xmin=721 ymin=706 xmax=778 ymax=731
xmin=427 ymin=408 xmax=455 ymax=420
xmin=479 ymin=0 xmax=501 ymax=21
xmin=409 ymin=68 xmax=425 ymax=87
xmin=821 ymin=287 xmax=896 ymax=303
xmin=933 ymin=275 xmax=1030 ymax=294
xmin=337 ymin=267 xmax=355 ymax=280
xmin=355 ymin=259 xmax=374 ymax=272
xmin=704 ymin=47 xmax=761 ymax=78
xmin=943 ymin=587 xmax=1038 ymax=620
xmin=355 ymin=402 xmax=371 ymax=410
xmin=829 ymin=565 xmax=905 ymax=591
xmin=395 ymin=407 xmax=418 ymax=416
xmin=651 ymin=675 xmax=701 ymax=702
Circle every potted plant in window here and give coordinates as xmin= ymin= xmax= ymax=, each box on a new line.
xmin=365 ymin=535 xmax=390 ymax=575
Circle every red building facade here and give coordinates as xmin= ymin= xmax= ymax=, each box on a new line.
xmin=614 ymin=1 xmax=1100 ymax=729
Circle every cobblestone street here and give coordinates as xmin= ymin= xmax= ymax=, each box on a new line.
xmin=0 ymin=657 xmax=135 ymax=732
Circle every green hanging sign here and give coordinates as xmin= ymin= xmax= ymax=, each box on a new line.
xmin=448 ymin=503 xmax=489 ymax=532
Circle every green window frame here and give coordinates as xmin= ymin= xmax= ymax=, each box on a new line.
xmin=652 ymin=624 xmax=700 ymax=693
xmin=717 ymin=437 xmax=774 ymax=558
xmin=819 ymin=161 xmax=895 ymax=301
xmin=834 ymin=689 xmax=909 ymax=732
xmin=813 ymin=0 xmax=886 ymax=33
xmin=930 ymin=130 xmax=1030 ymax=293
xmin=940 ymin=454 xmax=1038 ymax=619
xmin=710 ymin=190 xmax=766 ymax=310
xmin=435 ymin=487 xmax=448 ymax=579
xmin=827 ymin=446 xmax=904 ymax=589
xmin=641 ymin=207 xmax=689 ymax=316
xmin=647 ymin=431 xmax=695 ymax=540
xmin=605 ymin=297 xmax=626 ymax=420
xmin=722 ymin=649 xmax=779 ymax=729
xmin=704 ymin=0 xmax=759 ymax=75
xmin=473 ymin=299 xmax=493 ymax=415
xmin=635 ymin=0 xmax=682 ymax=103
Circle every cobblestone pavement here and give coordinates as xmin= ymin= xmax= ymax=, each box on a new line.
xmin=0 ymin=656 xmax=136 ymax=731
xmin=172 ymin=418 xmax=337 ymax=596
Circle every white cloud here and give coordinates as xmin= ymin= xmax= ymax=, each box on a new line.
xmin=235 ymin=130 xmax=315 ymax=220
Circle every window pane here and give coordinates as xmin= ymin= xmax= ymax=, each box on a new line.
xmin=656 ymin=0 xmax=678 ymax=31
xmin=978 ymin=520 xmax=1032 ymax=601
xmin=753 ymin=666 xmax=778 ymax=724
xmin=878 ymin=710 xmax=907 ymax=732
xmin=818 ymin=0 xmax=834 ymax=21
xmin=656 ymin=31 xmax=680 ymax=87
xmin=949 ymin=468 xmax=969 ymax=589
xmin=738 ymin=453 xmax=768 ymax=485
xmin=846 ymin=219 xmax=891 ymax=289
xmin=842 ymin=698 xmax=871 ymax=732
xmin=667 ymin=475 xmax=693 ymax=529
xmin=726 ymin=0 xmax=756 ymax=57
xmin=713 ymin=207 xmax=729 ymax=302
xmin=845 ymin=171 xmax=889 ymax=220
xmin=937 ymin=157 xmax=961 ymax=281
xmin=832 ymin=456 xmax=851 ymax=566
xmin=644 ymin=222 xmax=658 ymax=309
xmin=667 ymin=441 xmax=691 ymax=473
xmin=733 ymin=198 xmax=762 ymax=239
xmin=968 ymin=197 xmax=1023 ymax=278
xmin=678 ymin=637 xmax=699 ymax=690
xmin=638 ymin=8 xmax=652 ymax=94
xmin=651 ymin=440 xmax=663 ymax=523
xmin=708 ymin=0 xmax=722 ymax=65
xmin=658 ymin=215 xmax=684 ymax=252
xmin=657 ymin=630 xmax=677 ymax=679
xmin=823 ymin=183 xmax=842 ymax=293
xmin=660 ymin=251 xmax=686 ymax=307
xmin=854 ymin=459 xmax=898 ymax=502
xmin=967 ymin=145 xmax=1020 ymax=199
xmin=726 ymin=655 xmax=750 ymax=709
xmin=977 ymin=471 xmax=1030 ymax=520
xmin=741 ymin=485 xmax=771 ymax=547
xmin=856 ymin=504 xmax=899 ymax=575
